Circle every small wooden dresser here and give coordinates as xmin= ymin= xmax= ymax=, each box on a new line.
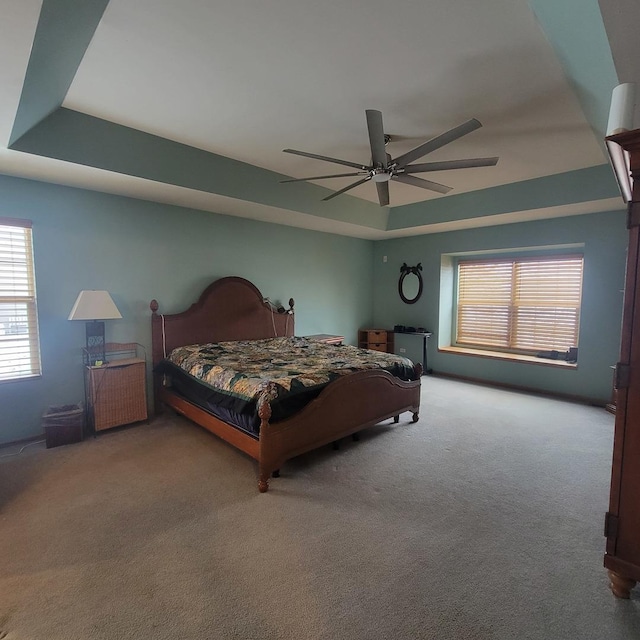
xmin=358 ymin=329 xmax=394 ymax=353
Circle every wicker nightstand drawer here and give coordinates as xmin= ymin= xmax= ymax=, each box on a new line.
xmin=86 ymin=358 xmax=147 ymax=431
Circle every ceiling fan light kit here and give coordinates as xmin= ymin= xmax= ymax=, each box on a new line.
xmin=281 ymin=109 xmax=499 ymax=206
xmin=371 ymin=169 xmax=391 ymax=183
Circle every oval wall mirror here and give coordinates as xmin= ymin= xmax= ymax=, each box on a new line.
xmin=399 ymin=263 xmax=423 ymax=304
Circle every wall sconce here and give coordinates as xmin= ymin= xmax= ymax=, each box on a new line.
xmin=68 ymin=290 xmax=122 ymax=365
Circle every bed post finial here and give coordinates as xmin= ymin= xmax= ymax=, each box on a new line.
xmin=288 ymin=298 xmax=295 ymax=313
xmin=150 ymin=299 xmax=159 ymax=314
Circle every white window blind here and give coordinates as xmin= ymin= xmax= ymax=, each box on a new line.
xmin=456 ymin=256 xmax=583 ymax=354
xmin=0 ymin=219 xmax=41 ymax=381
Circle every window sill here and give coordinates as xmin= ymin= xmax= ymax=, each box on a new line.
xmin=438 ymin=346 xmax=577 ymax=369
xmin=0 ymin=373 xmax=42 ymax=385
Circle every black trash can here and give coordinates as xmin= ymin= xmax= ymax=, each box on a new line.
xmin=42 ymin=404 xmax=84 ymax=448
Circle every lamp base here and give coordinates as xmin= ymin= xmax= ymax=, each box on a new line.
xmin=85 ymin=321 xmax=105 ymax=365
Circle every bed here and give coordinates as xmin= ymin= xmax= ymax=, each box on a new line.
xmin=150 ymin=276 xmax=422 ymax=492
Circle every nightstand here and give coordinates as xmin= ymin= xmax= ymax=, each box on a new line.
xmin=84 ymin=343 xmax=147 ymax=432
xmin=305 ymin=334 xmax=345 ymax=345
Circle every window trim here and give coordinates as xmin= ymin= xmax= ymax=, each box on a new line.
xmin=453 ymin=252 xmax=584 ymax=358
xmin=0 ymin=218 xmax=42 ymax=383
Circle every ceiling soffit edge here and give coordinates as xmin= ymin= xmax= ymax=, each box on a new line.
xmin=9 ymin=0 xmax=109 ymax=145
xmin=10 ymin=107 xmax=387 ymax=230
xmin=387 ymin=164 xmax=620 ymax=230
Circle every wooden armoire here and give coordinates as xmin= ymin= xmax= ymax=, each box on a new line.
xmin=603 ymin=128 xmax=640 ymax=598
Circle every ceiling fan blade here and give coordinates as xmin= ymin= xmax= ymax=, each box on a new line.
xmin=280 ymin=172 xmax=365 ymax=183
xmin=375 ymin=181 xmax=390 ymax=207
xmin=283 ymin=148 xmax=365 ymax=170
xmin=322 ymin=177 xmax=371 ymax=201
xmin=393 ymin=173 xmax=452 ymax=195
xmin=404 ymin=157 xmax=499 ymax=173
xmin=393 ymin=119 xmax=483 ymax=169
xmin=366 ymin=110 xmax=387 ymax=168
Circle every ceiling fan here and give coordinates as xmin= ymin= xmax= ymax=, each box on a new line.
xmin=280 ymin=110 xmax=498 ymax=206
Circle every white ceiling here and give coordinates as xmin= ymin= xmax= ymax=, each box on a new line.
xmin=0 ymin=0 xmax=635 ymax=237
xmin=64 ymin=0 xmax=603 ymax=207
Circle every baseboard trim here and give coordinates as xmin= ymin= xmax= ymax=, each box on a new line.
xmin=431 ymin=370 xmax=606 ymax=407
xmin=0 ymin=433 xmax=44 ymax=450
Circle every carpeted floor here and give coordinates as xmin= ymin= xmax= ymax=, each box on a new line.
xmin=1 ymin=376 xmax=639 ymax=639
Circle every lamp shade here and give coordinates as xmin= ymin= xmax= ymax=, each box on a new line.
xmin=606 ymin=82 xmax=636 ymax=202
xmin=68 ymin=290 xmax=122 ymax=321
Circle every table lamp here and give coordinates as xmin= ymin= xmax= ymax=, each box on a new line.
xmin=68 ymin=290 xmax=122 ymax=365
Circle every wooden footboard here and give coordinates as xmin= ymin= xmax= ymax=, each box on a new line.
xmin=257 ymin=367 xmax=421 ymax=491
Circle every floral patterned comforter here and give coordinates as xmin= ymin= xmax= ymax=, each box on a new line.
xmin=166 ymin=336 xmax=416 ymax=410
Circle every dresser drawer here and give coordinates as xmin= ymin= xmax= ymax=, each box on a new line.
xmin=366 ymin=330 xmax=387 ymax=342
xmin=368 ymin=343 xmax=388 ymax=352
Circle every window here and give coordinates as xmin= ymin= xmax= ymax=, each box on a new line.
xmin=456 ymin=255 xmax=583 ymax=354
xmin=0 ymin=219 xmax=41 ymax=381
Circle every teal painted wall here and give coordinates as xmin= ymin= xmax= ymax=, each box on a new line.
xmin=373 ymin=210 xmax=628 ymax=402
xmin=1 ymin=171 xmax=628 ymax=443
xmin=0 ymin=175 xmax=374 ymax=444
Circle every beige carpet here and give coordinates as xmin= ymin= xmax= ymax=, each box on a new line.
xmin=1 ymin=377 xmax=639 ymax=640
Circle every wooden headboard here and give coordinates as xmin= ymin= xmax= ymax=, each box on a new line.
xmin=150 ymin=276 xmax=295 ymax=366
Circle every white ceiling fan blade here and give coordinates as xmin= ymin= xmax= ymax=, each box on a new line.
xmin=405 ymin=157 xmax=499 ymax=173
xmin=366 ymin=110 xmax=387 ymax=168
xmin=393 ymin=173 xmax=452 ymax=194
xmin=283 ymin=149 xmax=365 ymax=170
xmin=280 ymin=172 xmax=366 ymax=183
xmin=393 ymin=119 xmax=483 ymax=169
xmin=322 ymin=177 xmax=371 ymax=201
xmin=376 ymin=181 xmax=390 ymax=207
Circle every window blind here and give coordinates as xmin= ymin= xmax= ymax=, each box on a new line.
xmin=456 ymin=256 xmax=583 ymax=354
xmin=0 ymin=220 xmax=41 ymax=381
